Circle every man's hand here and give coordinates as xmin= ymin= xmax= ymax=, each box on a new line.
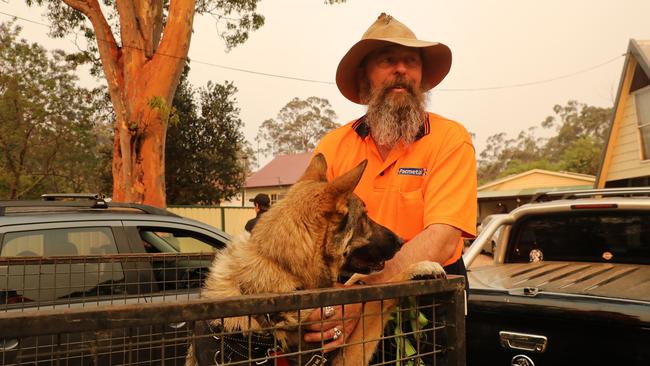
xmin=303 ymin=285 xmax=363 ymax=351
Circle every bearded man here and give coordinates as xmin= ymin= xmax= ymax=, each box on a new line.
xmin=305 ymin=13 xmax=477 ymax=350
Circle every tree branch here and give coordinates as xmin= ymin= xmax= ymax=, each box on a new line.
xmin=149 ymin=0 xmax=195 ymax=100
xmin=62 ymin=0 xmax=132 ymax=197
xmin=62 ymin=0 xmax=119 ymax=60
xmin=157 ymin=0 xmax=195 ymax=64
xmin=134 ymin=0 xmax=163 ymax=58
xmin=115 ymin=0 xmax=145 ymax=67
xmin=62 ymin=0 xmax=121 ymax=91
xmin=15 ymin=174 xmax=48 ymax=199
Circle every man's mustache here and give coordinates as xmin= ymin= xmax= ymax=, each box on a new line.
xmin=380 ymin=77 xmax=416 ymax=97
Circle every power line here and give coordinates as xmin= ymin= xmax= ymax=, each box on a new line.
xmin=0 ymin=10 xmax=334 ymax=85
xmin=0 ymin=10 xmax=625 ymax=91
xmin=437 ymin=55 xmax=624 ymax=92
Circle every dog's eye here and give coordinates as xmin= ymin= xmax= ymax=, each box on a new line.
xmin=337 ymin=214 xmax=349 ymax=231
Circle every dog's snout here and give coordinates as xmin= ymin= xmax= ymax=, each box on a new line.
xmin=392 ymin=232 xmax=404 ymax=247
xmin=369 ymin=219 xmax=404 ymax=256
xmin=378 ymin=219 xmax=402 ymax=240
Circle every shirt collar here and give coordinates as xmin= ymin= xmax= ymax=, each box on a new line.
xmin=352 ymin=114 xmax=430 ymax=141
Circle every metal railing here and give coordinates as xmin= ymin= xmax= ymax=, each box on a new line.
xmin=0 ymin=254 xmax=465 ymax=365
xmin=1 ymin=253 xmax=215 ymax=311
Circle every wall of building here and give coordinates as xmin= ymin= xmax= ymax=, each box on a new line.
xmin=607 ymin=88 xmax=650 ymax=181
xmin=488 ymin=173 xmax=592 ymax=191
xmin=217 ymin=186 xmax=292 ymax=208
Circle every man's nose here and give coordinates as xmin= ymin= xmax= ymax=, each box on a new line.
xmin=394 ymin=60 xmax=408 ymax=74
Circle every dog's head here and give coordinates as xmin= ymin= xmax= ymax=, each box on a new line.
xmin=296 ymin=153 xmax=403 ymax=276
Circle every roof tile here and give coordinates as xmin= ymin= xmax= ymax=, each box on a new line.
xmin=245 ymin=152 xmax=312 ymax=188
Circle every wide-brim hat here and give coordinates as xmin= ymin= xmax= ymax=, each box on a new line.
xmin=336 ymin=13 xmax=452 ymax=104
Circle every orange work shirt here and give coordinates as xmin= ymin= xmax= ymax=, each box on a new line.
xmin=314 ymin=112 xmax=477 ymax=266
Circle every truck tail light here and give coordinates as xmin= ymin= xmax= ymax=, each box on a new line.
xmin=570 ymin=204 xmax=618 ymax=209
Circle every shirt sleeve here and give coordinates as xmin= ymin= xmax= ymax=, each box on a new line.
xmin=422 ymin=128 xmax=477 ymax=238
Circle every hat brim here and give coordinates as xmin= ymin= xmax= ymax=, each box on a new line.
xmin=336 ymin=38 xmax=452 ymax=104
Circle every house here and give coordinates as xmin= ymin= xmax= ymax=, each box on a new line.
xmin=477 ymin=169 xmax=595 ymax=223
xmin=596 ymin=39 xmax=650 ymax=188
xmin=243 ymin=152 xmax=312 ymax=206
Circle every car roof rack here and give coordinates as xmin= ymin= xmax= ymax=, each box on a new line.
xmin=0 ymin=193 xmax=179 ymax=217
xmin=530 ymin=187 xmax=650 ymax=203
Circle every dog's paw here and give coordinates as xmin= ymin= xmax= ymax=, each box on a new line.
xmin=344 ymin=273 xmax=369 ymax=286
xmin=405 ymin=261 xmax=446 ymax=280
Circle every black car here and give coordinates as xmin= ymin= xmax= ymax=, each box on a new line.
xmin=0 ymin=194 xmax=229 ymax=365
xmin=463 ymin=187 xmax=650 ymax=366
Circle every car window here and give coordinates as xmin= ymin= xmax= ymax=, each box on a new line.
xmin=0 ymin=227 xmax=125 ymax=303
xmin=139 ymin=228 xmax=221 ymax=254
xmin=507 ymin=211 xmax=650 ymax=264
xmin=1 ymin=227 xmax=118 ymax=256
xmin=138 ymin=228 xmax=221 ymax=291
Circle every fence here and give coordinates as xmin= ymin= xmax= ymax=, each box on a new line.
xmin=168 ymin=206 xmax=255 ymax=236
xmin=0 ymin=255 xmax=466 ymax=365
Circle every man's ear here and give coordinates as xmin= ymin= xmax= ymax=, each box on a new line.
xmin=299 ymin=153 xmax=328 ymax=182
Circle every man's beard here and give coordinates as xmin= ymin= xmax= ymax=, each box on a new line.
xmin=361 ymin=76 xmax=426 ymax=148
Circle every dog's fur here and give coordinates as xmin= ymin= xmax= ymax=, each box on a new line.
xmin=186 ymin=154 xmax=445 ymax=366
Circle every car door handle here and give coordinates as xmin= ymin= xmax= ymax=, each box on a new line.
xmin=168 ymin=322 xmax=187 ymax=329
xmin=499 ymin=331 xmax=547 ymax=353
xmin=0 ymin=338 xmax=19 ymax=352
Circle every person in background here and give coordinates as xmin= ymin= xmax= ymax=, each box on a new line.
xmin=245 ymin=193 xmax=271 ymax=232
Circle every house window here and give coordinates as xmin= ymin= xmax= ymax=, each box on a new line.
xmin=636 ymin=86 xmax=650 ymax=160
xmin=269 ymin=193 xmax=287 ymax=204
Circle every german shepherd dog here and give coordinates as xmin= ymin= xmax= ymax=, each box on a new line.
xmin=186 ymin=154 xmax=446 ymax=366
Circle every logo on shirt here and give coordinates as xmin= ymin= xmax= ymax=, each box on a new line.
xmin=398 ymin=167 xmax=427 ymax=176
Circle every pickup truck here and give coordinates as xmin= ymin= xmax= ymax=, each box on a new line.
xmin=463 ymin=187 xmax=650 ymax=366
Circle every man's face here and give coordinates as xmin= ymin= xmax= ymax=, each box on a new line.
xmin=364 ymin=45 xmax=423 ymax=101
xmin=359 ymin=45 xmax=426 ymax=148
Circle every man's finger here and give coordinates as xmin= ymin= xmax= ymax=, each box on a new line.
xmin=303 ymin=323 xmax=341 ymax=342
xmin=304 ymin=319 xmax=339 ymax=331
xmin=322 ymin=319 xmax=358 ymax=352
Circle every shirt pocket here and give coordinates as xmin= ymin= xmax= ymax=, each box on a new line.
xmin=397 ymin=188 xmax=424 ymax=241
xmin=397 ymin=175 xmax=425 ymax=193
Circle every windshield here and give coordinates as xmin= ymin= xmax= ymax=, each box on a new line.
xmin=507 ymin=211 xmax=650 ymax=264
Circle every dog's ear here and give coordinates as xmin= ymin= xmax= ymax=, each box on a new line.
xmin=299 ymin=153 xmax=328 ymax=182
xmin=326 ymin=159 xmax=368 ymax=198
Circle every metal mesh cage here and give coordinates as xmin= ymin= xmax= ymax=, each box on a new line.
xmin=0 ymin=254 xmax=465 ymax=366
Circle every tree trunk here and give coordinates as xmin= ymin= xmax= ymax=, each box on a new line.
xmin=63 ymin=0 xmax=195 ymax=208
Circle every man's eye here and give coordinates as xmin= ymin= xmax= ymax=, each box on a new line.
xmin=405 ymin=57 xmax=420 ymax=66
xmin=378 ymin=56 xmax=393 ymax=66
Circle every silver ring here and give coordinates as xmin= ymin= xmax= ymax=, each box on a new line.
xmin=332 ymin=327 xmax=342 ymax=340
xmin=323 ymin=306 xmax=335 ymax=318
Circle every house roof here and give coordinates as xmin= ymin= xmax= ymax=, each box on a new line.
xmin=596 ymin=39 xmax=650 ymax=186
xmin=245 ymin=152 xmax=312 ymax=188
xmin=478 ymin=169 xmax=595 ymax=191
xmin=477 ymin=185 xmax=593 ymax=199
xmin=634 ymin=40 xmax=650 ymax=77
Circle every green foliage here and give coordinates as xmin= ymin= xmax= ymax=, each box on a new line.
xmin=255 ymin=97 xmax=339 ymax=158
xmin=27 ymin=0 xmax=264 ymax=74
xmin=477 ymin=100 xmax=612 ymax=185
xmin=148 ymin=96 xmax=179 ymax=126
xmin=0 ymin=21 xmax=112 ymax=199
xmin=196 ymin=0 xmax=265 ymax=51
xmin=165 ymin=66 xmax=248 ymax=205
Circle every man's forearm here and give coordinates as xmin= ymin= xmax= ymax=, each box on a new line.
xmin=366 ymin=223 xmax=460 ymax=284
